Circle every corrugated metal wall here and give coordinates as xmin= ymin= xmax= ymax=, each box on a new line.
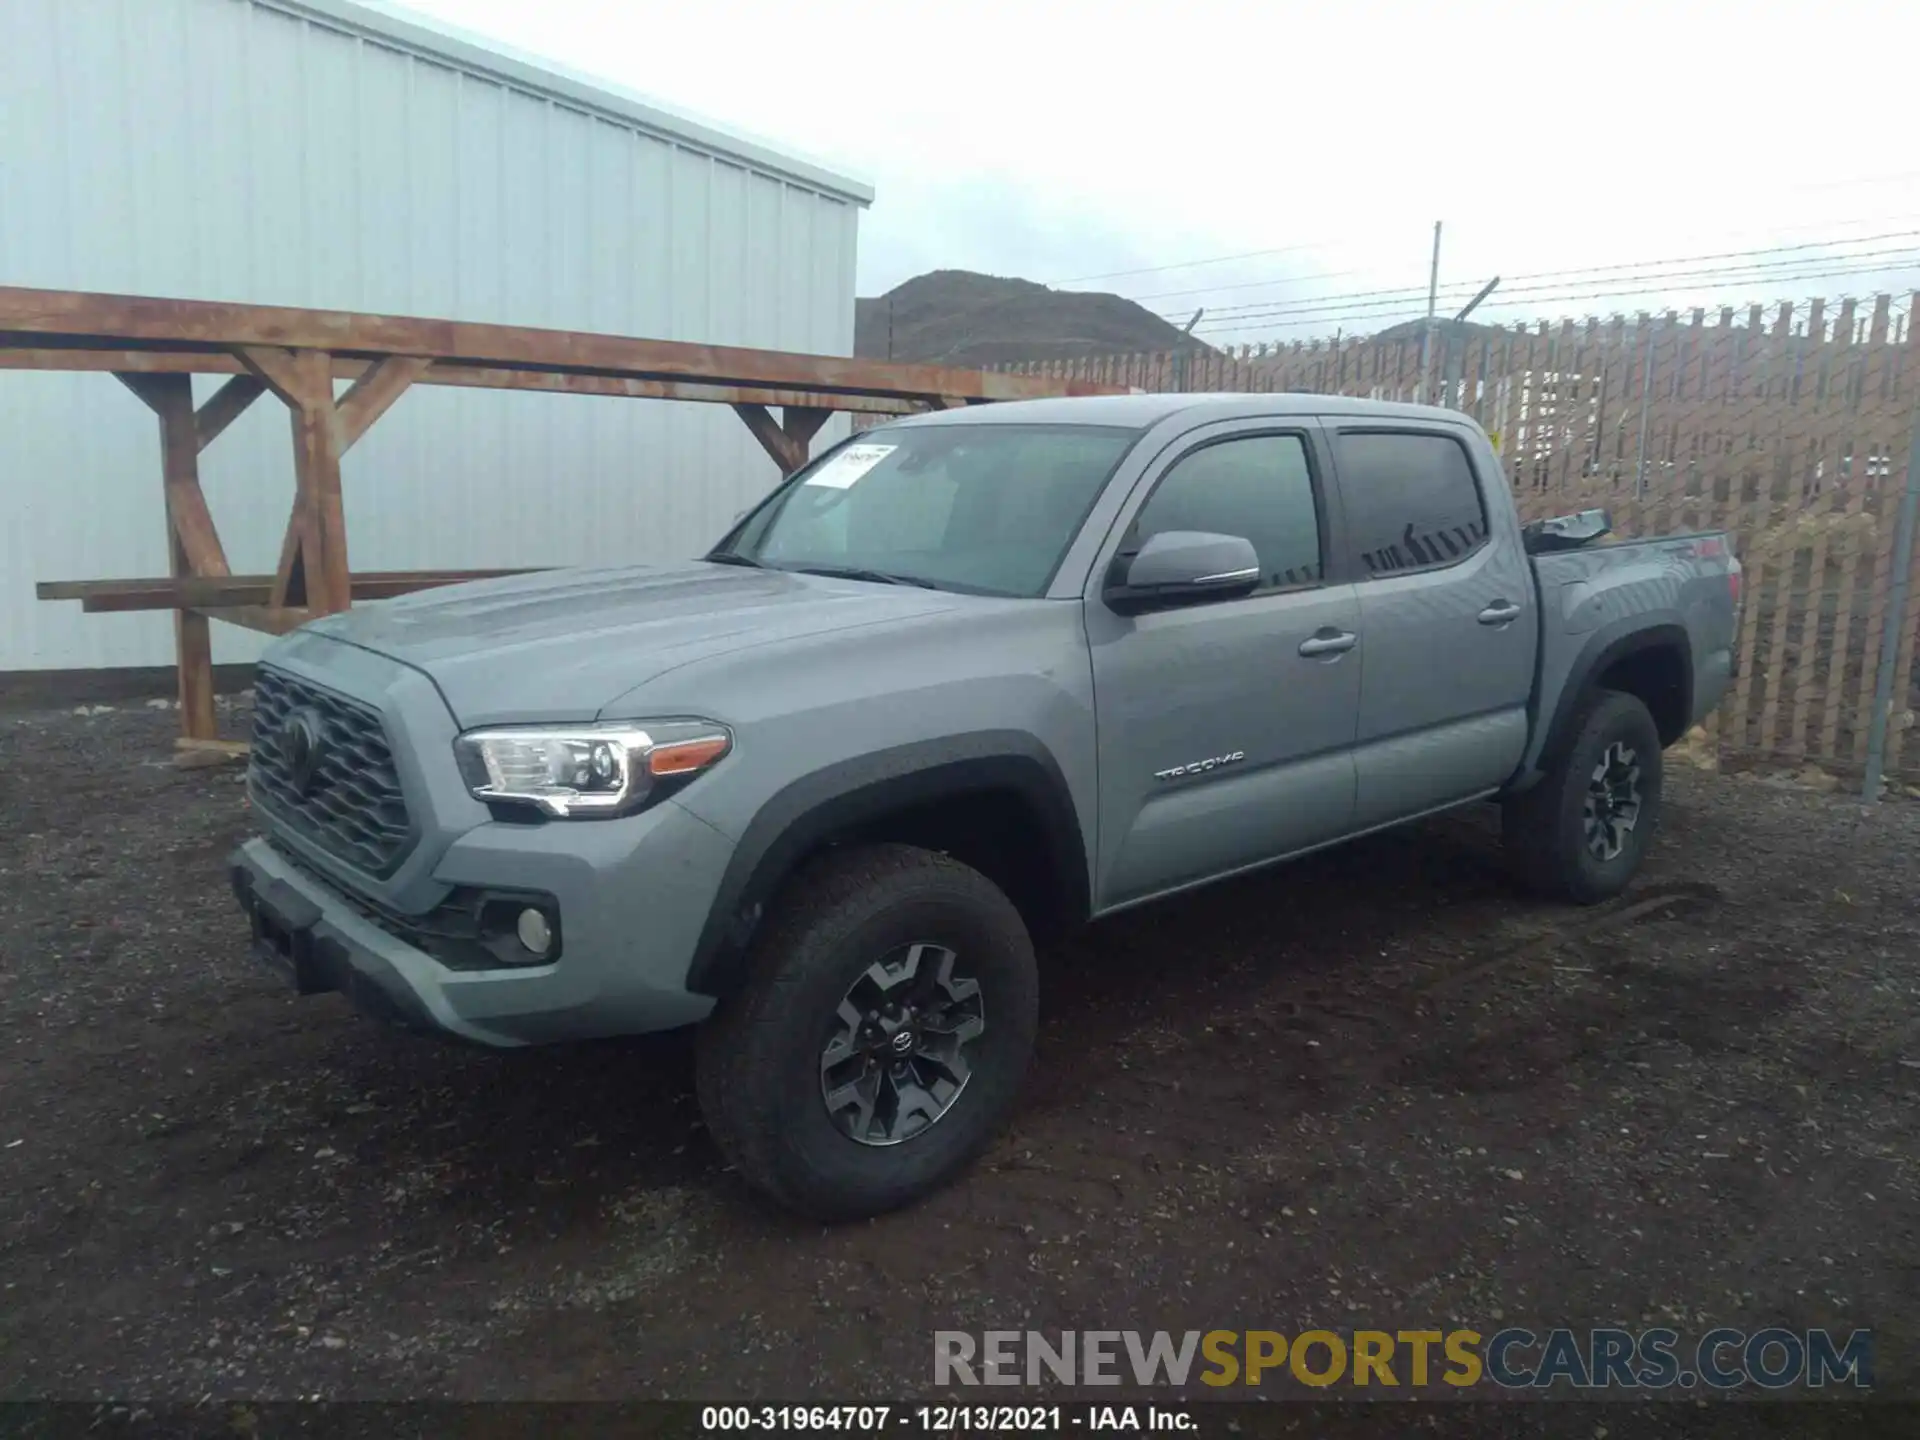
xmin=0 ymin=0 xmax=863 ymax=671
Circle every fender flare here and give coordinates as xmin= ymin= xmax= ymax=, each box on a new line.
xmin=684 ymin=732 xmax=1090 ymax=999
xmin=1520 ymin=619 xmax=1693 ymax=785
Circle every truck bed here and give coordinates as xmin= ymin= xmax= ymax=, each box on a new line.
xmin=1520 ymin=529 xmax=1741 ymax=777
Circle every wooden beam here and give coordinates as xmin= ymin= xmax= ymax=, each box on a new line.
xmin=0 ymin=347 xmax=930 ymax=414
xmin=335 ymin=355 xmax=431 ymax=452
xmin=733 ymin=402 xmax=805 ymax=474
xmin=236 ymin=345 xmax=322 ymax=409
xmin=421 ymin=363 xmax=926 ymax=415
xmin=174 ymin=737 xmax=249 ymax=770
xmin=195 ymin=374 xmax=265 ymax=451
xmin=0 ymin=285 xmax=1123 ymax=403
xmin=39 ymin=569 xmax=538 ymax=610
xmin=175 ymin=736 xmax=250 ymax=756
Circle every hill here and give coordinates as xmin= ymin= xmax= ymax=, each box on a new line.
xmin=1371 ymin=316 xmax=1505 ymax=344
xmin=855 ymin=269 xmax=1204 ymax=368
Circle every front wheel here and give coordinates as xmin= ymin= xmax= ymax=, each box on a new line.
xmin=695 ymin=843 xmax=1038 ymax=1221
xmin=1503 ymin=689 xmax=1664 ymax=904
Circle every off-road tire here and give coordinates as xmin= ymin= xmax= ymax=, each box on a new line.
xmin=695 ymin=842 xmax=1038 ymax=1221
xmin=1503 ymin=689 xmax=1664 ymax=905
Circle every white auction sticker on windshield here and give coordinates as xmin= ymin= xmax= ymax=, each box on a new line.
xmin=803 ymin=443 xmax=895 ymax=489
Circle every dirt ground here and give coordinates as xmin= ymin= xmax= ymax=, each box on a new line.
xmin=3 ymin=694 xmax=1919 ymax=1428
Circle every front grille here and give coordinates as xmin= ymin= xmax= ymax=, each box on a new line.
xmin=251 ymin=667 xmax=415 ymax=877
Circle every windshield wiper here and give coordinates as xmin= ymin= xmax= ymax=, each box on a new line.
xmin=703 ymin=552 xmax=764 ymax=568
xmin=788 ymin=564 xmax=939 ymax=590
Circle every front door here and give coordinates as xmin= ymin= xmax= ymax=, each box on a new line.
xmin=1085 ymin=423 xmax=1360 ymax=909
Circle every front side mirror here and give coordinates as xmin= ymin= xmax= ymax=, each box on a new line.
xmin=1105 ymin=530 xmax=1260 ymax=615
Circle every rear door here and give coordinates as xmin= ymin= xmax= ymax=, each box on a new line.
xmin=1326 ymin=424 xmax=1538 ymax=828
xmin=1085 ymin=420 xmax=1360 ymax=908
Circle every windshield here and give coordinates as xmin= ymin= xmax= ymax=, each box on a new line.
xmin=714 ymin=424 xmax=1140 ymax=597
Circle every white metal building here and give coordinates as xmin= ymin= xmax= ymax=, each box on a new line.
xmin=0 ymin=0 xmax=870 ymax=671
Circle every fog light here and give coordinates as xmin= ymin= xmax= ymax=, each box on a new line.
xmin=515 ymin=907 xmax=554 ymax=958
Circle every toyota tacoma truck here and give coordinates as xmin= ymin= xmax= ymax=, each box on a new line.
xmin=229 ymin=393 xmax=1740 ymax=1219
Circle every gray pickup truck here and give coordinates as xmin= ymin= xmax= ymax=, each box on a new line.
xmin=229 ymin=393 xmax=1740 ymax=1218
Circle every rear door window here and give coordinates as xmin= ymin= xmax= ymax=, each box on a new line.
xmin=1334 ymin=431 xmax=1488 ymax=577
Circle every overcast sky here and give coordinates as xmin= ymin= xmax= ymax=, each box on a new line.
xmin=388 ymin=0 xmax=1920 ymax=345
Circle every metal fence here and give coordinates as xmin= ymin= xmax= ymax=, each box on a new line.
xmin=997 ymin=295 xmax=1920 ymax=784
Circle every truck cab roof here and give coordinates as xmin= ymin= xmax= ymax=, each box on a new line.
xmin=887 ymin=392 xmax=1478 ymax=432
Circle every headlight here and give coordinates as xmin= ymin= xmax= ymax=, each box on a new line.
xmin=453 ymin=720 xmax=732 ymax=818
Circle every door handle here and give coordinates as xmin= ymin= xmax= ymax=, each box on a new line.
xmin=1298 ymin=631 xmax=1358 ymax=658
xmin=1477 ymin=600 xmax=1522 ymax=626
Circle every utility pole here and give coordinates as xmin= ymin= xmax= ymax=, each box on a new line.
xmin=1174 ymin=308 xmax=1204 ymax=391
xmin=1632 ymin=316 xmax=1658 ymax=500
xmin=1418 ymin=221 xmax=1442 ymax=404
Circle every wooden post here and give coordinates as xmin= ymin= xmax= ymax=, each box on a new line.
xmin=288 ymin=350 xmax=350 ymax=614
xmin=238 ymin=346 xmax=320 ymax=607
xmin=239 ymin=347 xmax=427 ymax=616
xmin=115 ymin=372 xmax=228 ymax=741
xmin=733 ymin=402 xmax=806 ymax=474
xmin=781 ymin=405 xmax=830 ymax=465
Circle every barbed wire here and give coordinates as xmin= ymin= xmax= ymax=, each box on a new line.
xmin=1124 ymin=218 xmax=1920 ymax=308
xmin=1052 ymin=205 xmax=1920 ymax=295
xmin=1163 ymin=234 xmax=1920 ymax=328
xmin=1191 ymin=258 xmax=1920 ymax=342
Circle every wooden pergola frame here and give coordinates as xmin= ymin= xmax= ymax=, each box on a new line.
xmin=5 ymin=285 xmax=1118 ymax=746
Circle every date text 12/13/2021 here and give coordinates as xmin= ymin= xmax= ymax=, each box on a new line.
xmin=699 ymin=1406 xmax=1194 ymax=1433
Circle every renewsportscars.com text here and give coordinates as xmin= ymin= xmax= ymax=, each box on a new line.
xmin=933 ymin=1328 xmax=1873 ymax=1390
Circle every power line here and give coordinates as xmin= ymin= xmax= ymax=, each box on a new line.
xmin=1068 ymin=208 xmax=1920 ymax=300
xmin=1165 ymin=230 xmax=1920 ymax=326
xmin=1461 ymin=259 xmax=1920 ymax=317
xmin=1191 ymin=250 xmax=1920 ymax=332
xmin=1164 ymin=279 xmax=1479 ymax=325
xmin=1194 ymin=265 xmax=1920 ymax=340
xmin=1192 ymin=259 xmax=1920 ymax=341
xmin=1047 ymin=234 xmax=1369 ymax=286
xmin=1771 ymin=169 xmax=1920 ymax=193
xmin=1167 ymin=243 xmax=1920 ymax=334
xmin=1462 ymin=226 xmax=1920 ymax=287
xmin=1186 ymin=262 xmax=1915 ymax=335
xmin=1119 ymin=263 xmax=1381 ymax=306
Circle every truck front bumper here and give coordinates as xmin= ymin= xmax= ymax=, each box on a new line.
xmin=229 ymin=797 xmax=734 ymax=1047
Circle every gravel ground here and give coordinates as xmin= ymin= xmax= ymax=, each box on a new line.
xmin=2 ymin=696 xmax=1918 ymax=1430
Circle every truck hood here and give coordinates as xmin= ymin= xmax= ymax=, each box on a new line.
xmin=302 ymin=561 xmax=963 ymax=726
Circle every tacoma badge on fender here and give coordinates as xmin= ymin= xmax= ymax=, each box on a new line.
xmin=1154 ymin=750 xmax=1247 ymax=781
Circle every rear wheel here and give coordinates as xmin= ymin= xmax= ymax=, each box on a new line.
xmin=1504 ymin=689 xmax=1663 ymax=904
xmin=695 ymin=843 xmax=1038 ymax=1220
